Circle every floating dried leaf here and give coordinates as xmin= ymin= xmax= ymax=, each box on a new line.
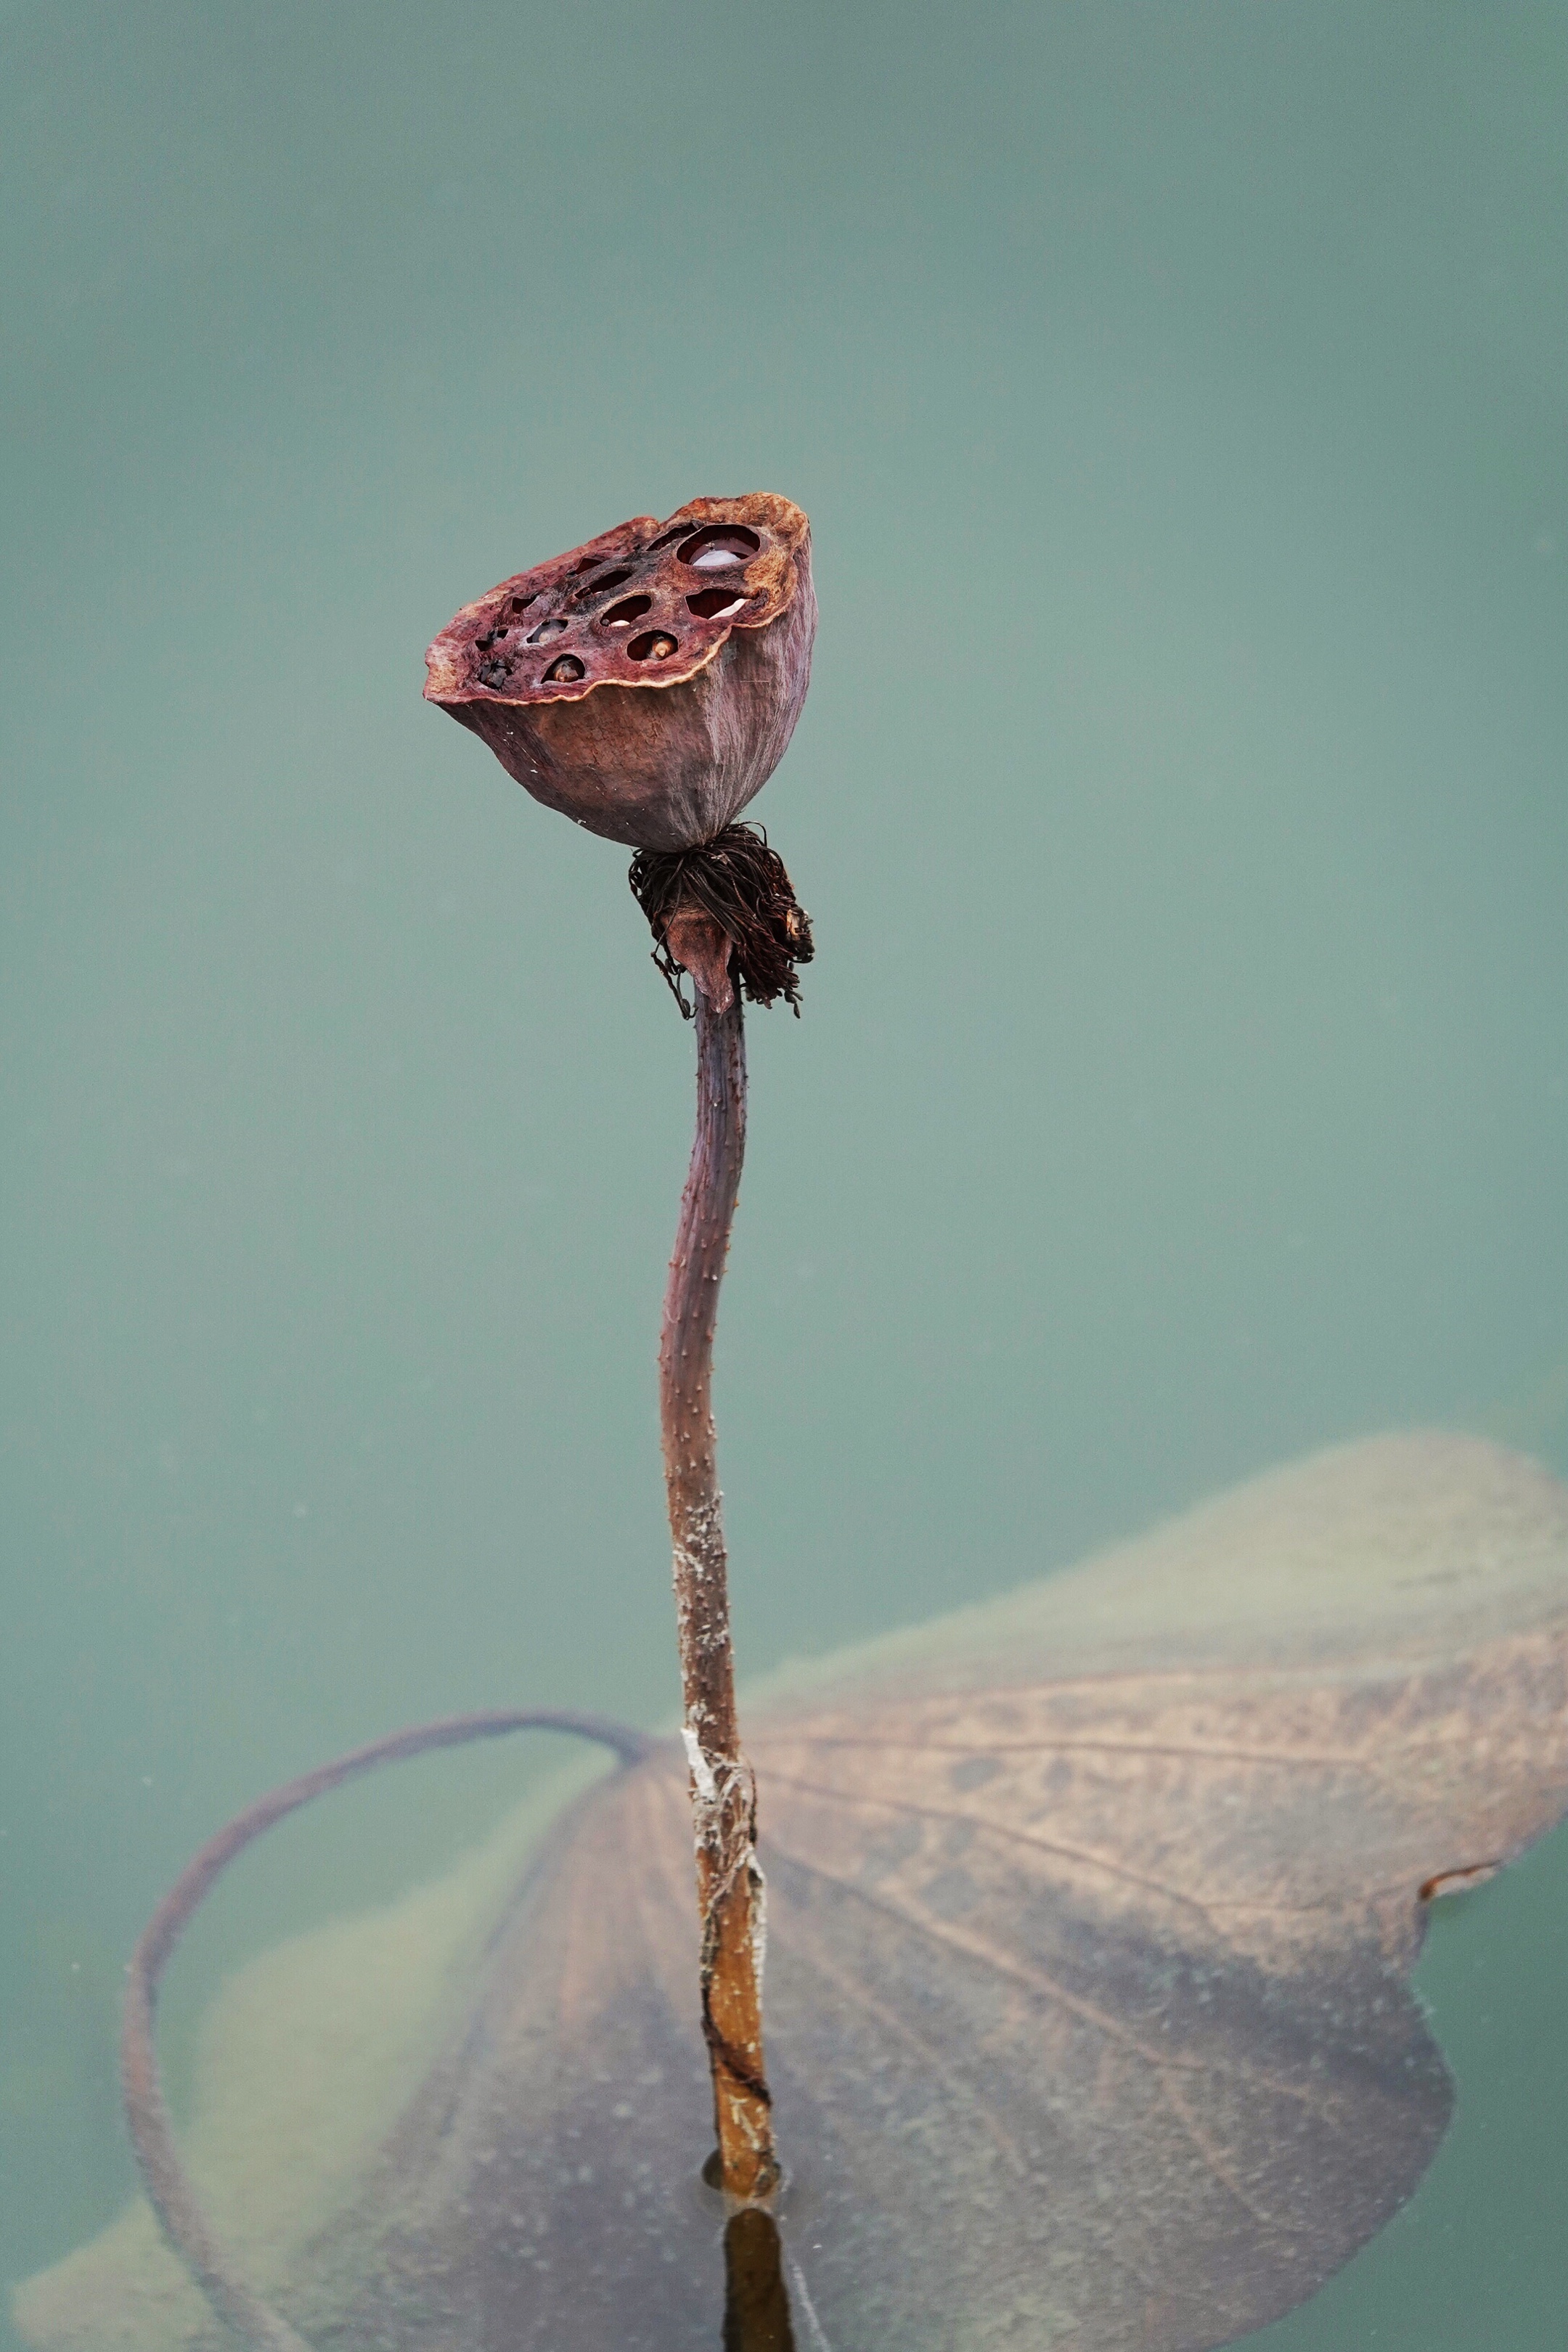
xmin=17 ymin=1433 xmax=1568 ymax=2351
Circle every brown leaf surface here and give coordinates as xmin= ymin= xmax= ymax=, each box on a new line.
xmin=17 ymin=1433 xmax=1568 ymax=2352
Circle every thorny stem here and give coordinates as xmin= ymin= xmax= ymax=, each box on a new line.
xmin=661 ymin=975 xmax=778 ymax=2204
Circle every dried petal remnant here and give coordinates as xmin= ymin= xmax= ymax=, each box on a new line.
xmin=424 ymin=493 xmax=817 ymax=852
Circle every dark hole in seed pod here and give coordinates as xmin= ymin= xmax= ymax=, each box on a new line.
xmin=574 ymin=568 xmax=632 ymax=600
xmin=677 ymin=524 xmax=761 ymax=569
xmin=526 ymin=616 xmax=568 ymax=645
xmin=647 ymin=526 xmax=690 ymax=550
xmin=543 ymin=655 xmax=585 ymax=684
xmin=686 ymin=587 xmax=751 ymax=620
xmin=476 ymin=659 xmax=511 ymax=688
xmin=475 ymin=631 xmax=497 ymax=649
xmin=602 ymin=595 xmax=653 ymax=629
xmin=508 ymin=593 xmax=537 ymax=616
xmin=628 ymin=631 xmax=678 ymax=663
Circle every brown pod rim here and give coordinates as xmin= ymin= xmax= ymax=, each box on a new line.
xmin=422 ymin=493 xmax=810 ymax=712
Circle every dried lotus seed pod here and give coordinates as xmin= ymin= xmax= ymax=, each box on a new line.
xmin=423 ymin=492 xmax=816 ymax=852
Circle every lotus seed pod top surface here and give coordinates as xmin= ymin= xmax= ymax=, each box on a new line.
xmin=424 ymin=493 xmax=815 ymax=851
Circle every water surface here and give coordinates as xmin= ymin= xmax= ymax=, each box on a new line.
xmin=3 ymin=4 xmax=1566 ymax=2343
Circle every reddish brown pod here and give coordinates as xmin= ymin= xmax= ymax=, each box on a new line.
xmin=423 ymin=492 xmax=816 ymax=851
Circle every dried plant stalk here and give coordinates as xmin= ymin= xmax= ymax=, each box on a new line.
xmin=660 ymin=970 xmax=777 ymax=2202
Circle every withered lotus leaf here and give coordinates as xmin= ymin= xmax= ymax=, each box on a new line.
xmin=17 ymin=1433 xmax=1568 ymax=2352
xmin=423 ymin=494 xmax=816 ymax=852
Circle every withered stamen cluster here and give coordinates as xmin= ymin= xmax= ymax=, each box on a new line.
xmin=629 ymin=824 xmax=814 ymax=1016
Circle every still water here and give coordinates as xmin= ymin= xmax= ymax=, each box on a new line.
xmin=3 ymin=4 xmax=1566 ymax=2345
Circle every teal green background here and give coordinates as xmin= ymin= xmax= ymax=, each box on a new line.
xmin=3 ymin=2 xmax=1567 ymax=2342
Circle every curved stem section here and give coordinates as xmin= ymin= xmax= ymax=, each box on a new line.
xmin=660 ymin=987 xmax=777 ymax=2202
xmin=121 ymin=1708 xmax=650 ymax=2352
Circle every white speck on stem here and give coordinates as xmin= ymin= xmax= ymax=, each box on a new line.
xmin=748 ymin=1857 xmax=768 ymax=1995
xmin=682 ymin=1725 xmax=718 ymax=1808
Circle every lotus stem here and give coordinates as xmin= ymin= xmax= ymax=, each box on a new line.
xmin=660 ymin=965 xmax=777 ymax=2203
